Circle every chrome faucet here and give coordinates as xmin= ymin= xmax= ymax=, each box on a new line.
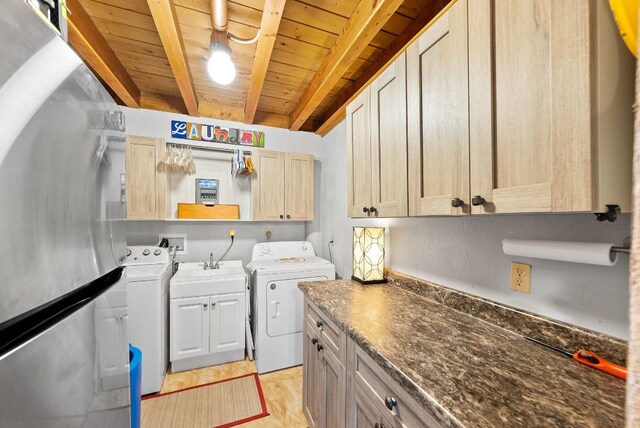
xmin=202 ymin=252 xmax=216 ymax=270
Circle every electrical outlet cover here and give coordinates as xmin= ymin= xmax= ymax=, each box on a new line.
xmin=510 ymin=262 xmax=531 ymax=294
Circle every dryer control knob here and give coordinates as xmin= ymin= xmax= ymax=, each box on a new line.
xmin=154 ymin=249 xmax=161 ymax=256
xmin=127 ymin=248 xmax=132 ymax=257
xmin=302 ymin=245 xmax=307 ymax=251
xmin=261 ymin=246 xmax=270 ymax=254
xmin=270 ymin=284 xmax=276 ymax=290
xmin=142 ymin=249 xmax=150 ymax=256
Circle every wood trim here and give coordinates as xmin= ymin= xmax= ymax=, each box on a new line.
xmin=66 ymin=0 xmax=140 ymax=107
xmin=315 ymin=0 xmax=451 ymax=136
xmin=147 ymin=0 xmax=199 ymax=116
xmin=288 ymin=0 xmax=406 ymax=131
xmin=244 ymin=0 xmax=287 ymax=124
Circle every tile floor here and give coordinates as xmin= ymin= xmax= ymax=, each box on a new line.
xmin=157 ymin=359 xmax=307 ymax=427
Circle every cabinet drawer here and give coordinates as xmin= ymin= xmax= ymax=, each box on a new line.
xmin=305 ymin=298 xmax=346 ymax=363
xmin=349 ymin=339 xmax=443 ymax=428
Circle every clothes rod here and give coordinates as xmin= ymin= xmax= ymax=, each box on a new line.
xmin=166 ymin=142 xmax=252 ymax=156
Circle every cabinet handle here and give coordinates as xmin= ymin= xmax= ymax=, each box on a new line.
xmin=316 ymin=343 xmax=323 ymax=352
xmin=471 ymin=195 xmax=486 ymax=206
xmin=279 ymin=214 xmax=284 ymax=219
xmin=286 ymin=214 xmax=291 ymax=219
xmin=203 ymin=303 xmax=208 ymax=310
xmin=369 ymin=207 xmax=378 ymax=217
xmin=211 ymin=302 xmax=216 ymax=309
xmin=362 ymin=207 xmax=370 ymax=214
xmin=384 ymin=396 xmax=398 ymax=410
xmin=451 ymin=198 xmax=465 ymax=208
xmin=316 ymin=320 xmax=323 ymax=329
xmin=374 ymin=423 xmax=386 ymax=428
xmin=311 ymin=338 xmax=318 ymax=345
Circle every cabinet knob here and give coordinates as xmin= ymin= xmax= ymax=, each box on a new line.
xmin=316 ymin=343 xmax=323 ymax=352
xmin=362 ymin=207 xmax=370 ymax=214
xmin=369 ymin=207 xmax=378 ymax=217
xmin=374 ymin=423 xmax=386 ymax=428
xmin=384 ymin=396 xmax=398 ymax=410
xmin=286 ymin=214 xmax=291 ymax=219
xmin=311 ymin=338 xmax=318 ymax=345
xmin=451 ymin=198 xmax=464 ymax=208
xmin=203 ymin=303 xmax=208 ymax=310
xmin=211 ymin=302 xmax=216 ymax=308
xmin=471 ymin=195 xmax=486 ymax=206
xmin=316 ymin=320 xmax=323 ymax=329
xmin=279 ymin=214 xmax=284 ymax=219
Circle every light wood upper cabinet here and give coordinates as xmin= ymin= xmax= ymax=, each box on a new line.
xmin=468 ymin=0 xmax=635 ymax=214
xmin=347 ymin=53 xmax=408 ymax=218
xmin=252 ymin=149 xmax=314 ymax=221
xmin=407 ymin=0 xmax=469 ymax=216
xmin=125 ymin=135 xmax=166 ymax=220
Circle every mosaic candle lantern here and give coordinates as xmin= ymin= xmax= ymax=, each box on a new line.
xmin=352 ymin=227 xmax=386 ymax=284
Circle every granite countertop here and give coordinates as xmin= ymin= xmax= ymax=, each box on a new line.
xmin=299 ymin=277 xmax=626 ymax=428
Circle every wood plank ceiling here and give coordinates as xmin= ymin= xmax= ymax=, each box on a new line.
xmin=74 ymin=0 xmax=448 ymax=134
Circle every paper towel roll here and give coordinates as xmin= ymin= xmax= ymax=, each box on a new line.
xmin=502 ymin=239 xmax=617 ymax=267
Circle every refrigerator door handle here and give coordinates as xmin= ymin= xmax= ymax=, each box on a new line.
xmin=0 ymin=267 xmax=125 ymax=359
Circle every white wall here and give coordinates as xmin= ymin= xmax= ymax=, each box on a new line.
xmin=320 ymin=121 xmax=631 ymax=340
xmin=124 ymin=107 xmax=323 ymax=264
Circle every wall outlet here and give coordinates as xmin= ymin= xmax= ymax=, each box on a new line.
xmin=265 ymin=228 xmax=272 ymax=240
xmin=510 ymin=262 xmax=531 ymax=294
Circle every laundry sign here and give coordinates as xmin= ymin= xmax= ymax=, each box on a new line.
xmin=171 ymin=120 xmax=265 ymax=148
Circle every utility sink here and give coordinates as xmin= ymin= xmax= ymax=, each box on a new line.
xmin=170 ymin=260 xmax=247 ymax=299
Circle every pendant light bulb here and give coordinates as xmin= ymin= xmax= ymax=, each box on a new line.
xmin=207 ymin=42 xmax=236 ymax=85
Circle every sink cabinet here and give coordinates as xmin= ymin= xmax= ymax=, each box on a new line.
xmin=170 ymin=291 xmax=245 ymax=372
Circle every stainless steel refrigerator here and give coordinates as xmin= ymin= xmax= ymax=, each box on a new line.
xmin=0 ymin=1 xmax=130 ymax=426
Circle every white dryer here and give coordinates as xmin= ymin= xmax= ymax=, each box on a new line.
xmin=247 ymin=241 xmax=335 ymax=373
xmin=125 ymin=246 xmax=172 ymax=395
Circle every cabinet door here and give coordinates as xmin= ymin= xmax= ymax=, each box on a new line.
xmin=252 ymin=150 xmax=286 ymax=220
xmin=125 ymin=135 xmax=166 ymax=220
xmin=347 ymin=378 xmax=388 ymax=428
xmin=303 ymin=322 xmax=322 ymax=428
xmin=468 ymin=0 xmax=594 ymax=214
xmin=320 ymin=348 xmax=346 ymax=428
xmin=370 ymin=53 xmax=408 ymax=217
xmin=286 ymin=152 xmax=314 ymax=221
xmin=407 ymin=0 xmax=469 ymax=216
xmin=170 ymin=296 xmax=209 ymax=361
xmin=209 ymin=293 xmax=245 ymax=353
xmin=346 ymin=88 xmax=372 ymax=218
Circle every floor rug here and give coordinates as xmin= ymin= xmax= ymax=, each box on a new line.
xmin=141 ymin=373 xmax=269 ymax=428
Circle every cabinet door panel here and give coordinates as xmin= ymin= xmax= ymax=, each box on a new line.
xmin=125 ymin=135 xmax=166 ymax=220
xmin=286 ymin=153 xmax=314 ymax=221
xmin=321 ymin=348 xmax=346 ymax=428
xmin=210 ymin=293 xmax=245 ymax=353
xmin=347 ymin=378 xmax=386 ymax=428
xmin=170 ymin=296 xmax=209 ymax=361
xmin=303 ymin=322 xmax=322 ymax=428
xmin=371 ymin=53 xmax=408 ymax=217
xmin=469 ymin=0 xmax=594 ymax=213
xmin=407 ymin=1 xmax=469 ymax=216
xmin=346 ymin=88 xmax=372 ymax=218
xmin=252 ymin=150 xmax=285 ymax=220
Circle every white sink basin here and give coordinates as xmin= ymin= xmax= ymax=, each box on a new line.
xmin=170 ymin=260 xmax=247 ymax=298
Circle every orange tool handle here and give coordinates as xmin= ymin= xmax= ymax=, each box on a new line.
xmin=573 ymin=350 xmax=627 ymax=380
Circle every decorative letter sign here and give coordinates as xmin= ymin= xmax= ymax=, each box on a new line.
xmin=171 ymin=120 xmax=265 ymax=148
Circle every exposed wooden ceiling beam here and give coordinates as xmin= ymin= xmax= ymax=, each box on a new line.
xmin=244 ymin=0 xmax=287 ymax=124
xmin=140 ymin=92 xmax=188 ymax=114
xmin=315 ymin=0 xmax=451 ymax=136
xmin=147 ymin=0 xmax=199 ymax=116
xmin=288 ymin=0 xmax=405 ymax=131
xmin=66 ymin=0 xmax=140 ymax=107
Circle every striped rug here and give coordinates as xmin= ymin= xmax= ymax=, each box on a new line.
xmin=141 ymin=373 xmax=269 ymax=428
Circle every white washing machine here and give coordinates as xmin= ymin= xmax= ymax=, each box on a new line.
xmin=247 ymin=241 xmax=335 ymax=373
xmin=125 ymin=246 xmax=172 ymax=395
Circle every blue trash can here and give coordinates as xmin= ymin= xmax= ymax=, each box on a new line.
xmin=129 ymin=344 xmax=142 ymax=428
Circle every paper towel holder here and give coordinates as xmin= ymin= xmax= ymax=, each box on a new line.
xmin=611 ymin=237 xmax=631 ymax=255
